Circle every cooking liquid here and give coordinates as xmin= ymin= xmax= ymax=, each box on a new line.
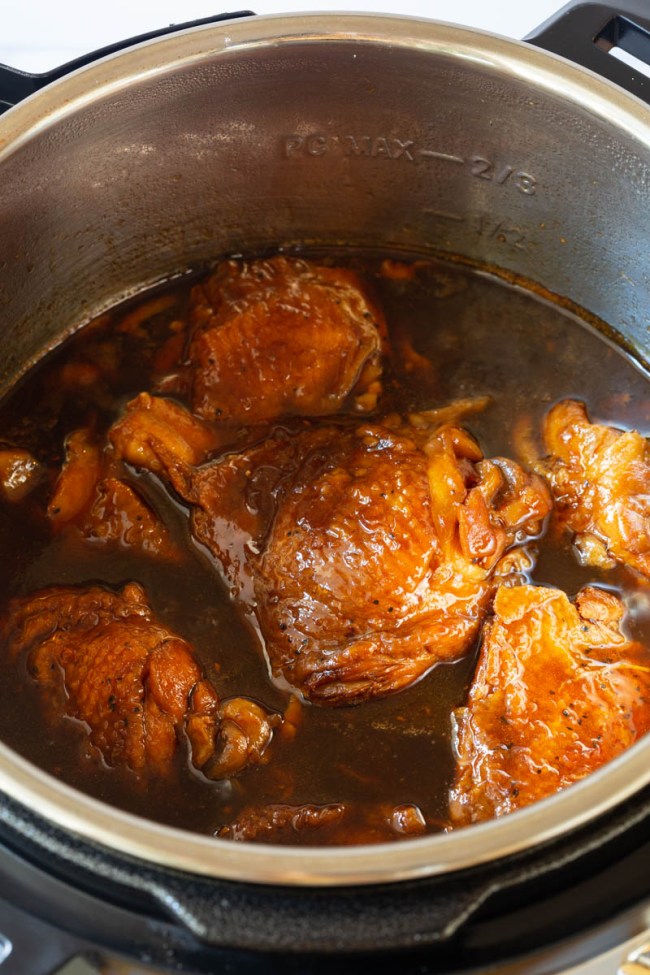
xmin=0 ymin=255 xmax=648 ymax=844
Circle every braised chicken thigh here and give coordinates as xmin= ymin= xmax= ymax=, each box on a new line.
xmin=2 ymin=583 xmax=202 ymax=771
xmin=450 ymin=584 xmax=650 ymax=824
xmin=111 ymin=400 xmax=551 ymax=705
xmin=541 ymin=399 xmax=650 ymax=575
xmin=1 ymin=582 xmax=277 ymax=777
xmin=188 ymin=256 xmax=385 ymax=423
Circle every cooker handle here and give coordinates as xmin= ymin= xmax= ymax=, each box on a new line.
xmin=0 ymin=10 xmax=254 ymax=114
xmin=526 ymin=0 xmax=650 ymax=104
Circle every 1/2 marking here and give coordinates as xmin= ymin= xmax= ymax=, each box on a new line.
xmin=476 ymin=214 xmax=530 ymax=250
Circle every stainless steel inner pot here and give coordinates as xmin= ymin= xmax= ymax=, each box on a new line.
xmin=0 ymin=11 xmax=649 ymax=887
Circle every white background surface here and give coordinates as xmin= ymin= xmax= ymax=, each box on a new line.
xmin=1 ymin=0 xmax=562 ymax=73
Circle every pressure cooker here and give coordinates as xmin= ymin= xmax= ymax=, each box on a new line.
xmin=0 ymin=1 xmax=650 ymax=972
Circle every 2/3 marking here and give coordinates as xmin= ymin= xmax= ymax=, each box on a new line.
xmin=470 ymin=156 xmax=537 ymax=195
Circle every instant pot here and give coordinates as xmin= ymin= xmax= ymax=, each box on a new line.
xmin=0 ymin=2 xmax=650 ymax=972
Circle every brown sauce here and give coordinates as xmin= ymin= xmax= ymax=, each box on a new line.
xmin=0 ymin=254 xmax=649 ymax=842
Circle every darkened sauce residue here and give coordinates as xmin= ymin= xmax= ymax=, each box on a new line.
xmin=0 ymin=255 xmax=649 ymax=842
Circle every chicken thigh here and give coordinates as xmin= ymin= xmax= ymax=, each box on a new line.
xmin=111 ymin=401 xmax=551 ymax=705
xmin=187 ymin=256 xmax=385 ymax=423
xmin=541 ymin=399 xmax=650 ymax=575
xmin=2 ymin=582 xmax=277 ymax=777
xmin=450 ymin=584 xmax=650 ymax=825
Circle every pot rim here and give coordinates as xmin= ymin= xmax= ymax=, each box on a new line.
xmin=2 ymin=10 xmax=650 ymax=161
xmin=1 ymin=11 xmax=650 ymax=887
xmin=2 ymin=734 xmax=649 ymax=886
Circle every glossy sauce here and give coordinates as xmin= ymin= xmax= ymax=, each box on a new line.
xmin=0 ymin=255 xmax=649 ymax=842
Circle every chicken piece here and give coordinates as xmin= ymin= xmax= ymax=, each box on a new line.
xmin=450 ymin=585 xmax=650 ymax=825
xmin=2 ymin=582 xmax=277 ymax=777
xmin=218 ymin=799 xmax=434 ymax=844
xmin=109 ymin=392 xmax=222 ymax=475
xmin=187 ymin=256 xmax=385 ymax=423
xmin=79 ymin=477 xmax=179 ymax=560
xmin=0 ymin=448 xmax=43 ymax=502
xmin=187 ymin=696 xmax=279 ymax=779
xmin=250 ymin=425 xmax=549 ymax=704
xmin=47 ymin=424 xmax=179 ymax=561
xmin=48 ymin=428 xmax=103 ymax=525
xmin=128 ymin=412 xmax=550 ymax=705
xmin=541 ymin=399 xmax=650 ymax=576
xmin=217 ymin=803 xmax=347 ymax=842
xmin=2 ymin=583 xmax=202 ymax=771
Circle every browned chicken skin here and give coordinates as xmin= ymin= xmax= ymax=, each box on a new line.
xmin=252 ymin=422 xmax=550 ymax=704
xmin=110 ymin=399 xmax=551 ymax=705
xmin=187 ymin=256 xmax=385 ymax=423
xmin=3 ymin=583 xmax=200 ymax=771
xmin=80 ymin=477 xmax=177 ymax=558
xmin=48 ymin=397 xmax=224 ymax=560
xmin=48 ymin=428 xmax=103 ymax=526
xmin=2 ymin=582 xmax=277 ymax=777
xmin=217 ymin=799 xmax=429 ymax=844
xmin=218 ymin=802 xmax=348 ymax=842
xmin=450 ymin=584 xmax=650 ymax=825
xmin=541 ymin=399 xmax=650 ymax=575
xmin=110 ymin=392 xmax=222 ymax=474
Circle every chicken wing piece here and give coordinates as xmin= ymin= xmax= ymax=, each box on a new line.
xmin=450 ymin=585 xmax=650 ymax=825
xmin=129 ymin=411 xmax=550 ymax=706
xmin=2 ymin=582 xmax=277 ymax=776
xmin=541 ymin=399 xmax=650 ymax=575
xmin=187 ymin=256 xmax=385 ymax=423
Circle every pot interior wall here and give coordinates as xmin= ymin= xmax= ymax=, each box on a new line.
xmin=0 ymin=20 xmax=649 ymax=390
xmin=1 ymin=18 xmax=650 ymax=889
